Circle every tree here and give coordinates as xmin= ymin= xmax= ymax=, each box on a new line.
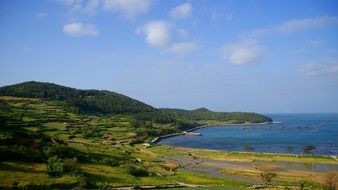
xmin=286 ymin=146 xmax=293 ymax=153
xmin=243 ymin=145 xmax=254 ymax=152
xmin=302 ymin=144 xmax=315 ymax=154
xmin=260 ymin=171 xmax=277 ymax=185
xmin=47 ymin=156 xmax=64 ymax=176
xmin=126 ymin=164 xmax=149 ymax=177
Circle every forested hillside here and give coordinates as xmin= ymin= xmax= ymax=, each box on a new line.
xmin=0 ymin=81 xmax=176 ymax=124
xmin=0 ymin=81 xmax=155 ymax=114
xmin=160 ymin=107 xmax=273 ymax=124
xmin=0 ymin=81 xmax=272 ymax=125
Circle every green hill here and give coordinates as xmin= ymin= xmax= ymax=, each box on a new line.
xmin=0 ymin=81 xmax=156 ymax=114
xmin=0 ymin=81 xmax=176 ymax=124
xmin=0 ymin=81 xmax=272 ymax=125
xmin=160 ymin=107 xmax=272 ymax=124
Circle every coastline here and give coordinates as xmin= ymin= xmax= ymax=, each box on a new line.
xmin=148 ymin=121 xmax=338 ymax=157
xmin=149 ymin=121 xmax=273 ymax=144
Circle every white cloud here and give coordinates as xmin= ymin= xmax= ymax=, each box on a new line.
xmin=252 ymin=16 xmax=338 ymax=36
xmin=278 ymin=16 xmax=338 ymax=33
xmin=137 ymin=21 xmax=199 ymax=56
xmin=55 ymin=0 xmax=83 ymax=13
xmin=137 ymin=21 xmax=171 ymax=48
xmin=103 ymin=0 xmax=151 ymax=19
xmin=170 ymin=3 xmax=192 ymax=20
xmin=55 ymin=0 xmax=98 ymax=15
xmin=222 ymin=40 xmax=262 ymax=65
xmin=84 ymin=0 xmax=100 ymax=15
xmin=169 ymin=42 xmax=199 ymax=56
xmin=55 ymin=0 xmax=152 ymax=18
xmin=63 ymin=22 xmax=99 ymax=37
xmin=300 ymin=58 xmax=338 ymax=76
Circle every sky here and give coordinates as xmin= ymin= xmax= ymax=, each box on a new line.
xmin=0 ymin=0 xmax=338 ymax=113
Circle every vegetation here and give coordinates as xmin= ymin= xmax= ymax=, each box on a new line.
xmin=302 ymin=144 xmax=316 ymax=154
xmin=260 ymin=171 xmax=277 ymax=185
xmin=0 ymin=81 xmax=272 ymax=125
xmin=47 ymin=156 xmax=64 ymax=177
xmin=2 ymin=82 xmax=333 ymax=189
xmin=160 ymin=107 xmax=273 ymax=124
xmin=0 ymin=81 xmax=177 ymax=125
xmin=243 ymin=145 xmax=255 ymax=152
xmin=287 ymin=146 xmax=294 ymax=153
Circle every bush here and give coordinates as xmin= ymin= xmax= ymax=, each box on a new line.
xmin=260 ymin=171 xmax=277 ymax=185
xmin=76 ymin=174 xmax=87 ymax=187
xmin=0 ymin=145 xmax=42 ymax=162
xmin=130 ymin=136 xmax=146 ymax=145
xmin=43 ymin=144 xmax=63 ymax=158
xmin=126 ymin=164 xmax=149 ymax=177
xmin=243 ymin=145 xmax=254 ymax=152
xmin=302 ymin=144 xmax=315 ymax=154
xmin=286 ymin=146 xmax=293 ymax=153
xmin=43 ymin=143 xmax=83 ymax=161
xmin=102 ymin=158 xmax=119 ymax=167
xmin=64 ymin=158 xmax=81 ymax=175
xmin=47 ymin=156 xmax=64 ymax=176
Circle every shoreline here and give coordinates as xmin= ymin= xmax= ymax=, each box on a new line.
xmin=149 ymin=121 xmax=273 ymax=144
xmin=148 ymin=122 xmax=338 ymax=157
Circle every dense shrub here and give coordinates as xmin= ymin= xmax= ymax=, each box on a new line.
xmin=102 ymin=158 xmax=119 ymax=167
xmin=302 ymin=144 xmax=315 ymax=154
xmin=126 ymin=164 xmax=149 ymax=177
xmin=43 ymin=143 xmax=85 ymax=161
xmin=47 ymin=156 xmax=64 ymax=176
xmin=0 ymin=145 xmax=42 ymax=162
xmin=63 ymin=158 xmax=81 ymax=175
xmin=76 ymin=174 xmax=87 ymax=187
xmin=43 ymin=143 xmax=77 ymax=159
xmin=243 ymin=145 xmax=255 ymax=152
xmin=286 ymin=146 xmax=294 ymax=153
xmin=260 ymin=171 xmax=277 ymax=185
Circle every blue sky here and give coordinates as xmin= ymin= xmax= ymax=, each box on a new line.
xmin=1 ymin=0 xmax=338 ymax=113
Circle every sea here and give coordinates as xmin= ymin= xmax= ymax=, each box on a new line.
xmin=159 ymin=113 xmax=338 ymax=155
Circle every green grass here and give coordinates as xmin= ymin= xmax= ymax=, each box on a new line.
xmin=0 ymin=162 xmax=79 ymax=189
xmin=167 ymin=170 xmax=248 ymax=186
xmin=162 ymin=187 xmax=249 ymax=190
xmin=43 ymin=122 xmax=67 ymax=130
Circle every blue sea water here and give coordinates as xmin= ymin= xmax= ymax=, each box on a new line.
xmin=159 ymin=113 xmax=338 ymax=155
